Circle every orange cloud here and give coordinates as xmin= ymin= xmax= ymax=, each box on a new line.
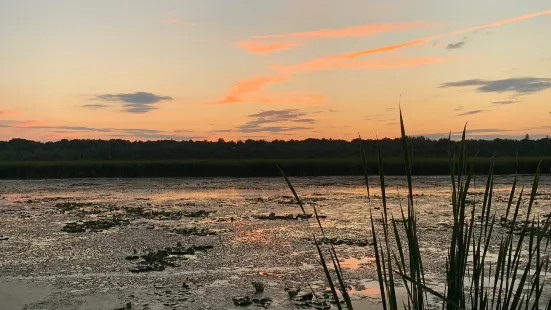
xmin=344 ymin=37 xmax=442 ymax=59
xmin=255 ymin=21 xmax=433 ymax=39
xmin=206 ymin=75 xmax=325 ymax=105
xmin=219 ymin=8 xmax=551 ymax=105
xmin=338 ymin=8 xmax=551 ymax=60
xmin=207 ymin=56 xmax=445 ymax=105
xmin=207 ymin=75 xmax=288 ymax=105
xmin=238 ymin=21 xmax=434 ymax=54
xmin=452 ymin=8 xmax=551 ymax=35
xmin=236 ymin=41 xmax=298 ymax=54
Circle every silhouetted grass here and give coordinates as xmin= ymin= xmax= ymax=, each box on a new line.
xmin=279 ymin=112 xmax=551 ymax=309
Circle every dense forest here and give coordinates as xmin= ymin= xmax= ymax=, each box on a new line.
xmin=0 ymin=136 xmax=549 ymax=161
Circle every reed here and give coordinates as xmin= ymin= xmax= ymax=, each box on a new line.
xmin=279 ymin=111 xmax=550 ymax=309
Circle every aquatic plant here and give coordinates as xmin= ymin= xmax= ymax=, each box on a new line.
xmin=279 ymin=111 xmax=551 ymax=309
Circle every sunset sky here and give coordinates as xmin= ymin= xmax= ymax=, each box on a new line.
xmin=1 ymin=0 xmax=550 ymax=142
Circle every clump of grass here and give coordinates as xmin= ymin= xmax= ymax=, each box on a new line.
xmin=279 ymin=110 xmax=550 ymax=310
xmin=252 ymin=281 xmax=265 ymax=293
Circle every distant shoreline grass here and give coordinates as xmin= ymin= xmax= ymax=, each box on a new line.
xmin=0 ymin=157 xmax=548 ymax=179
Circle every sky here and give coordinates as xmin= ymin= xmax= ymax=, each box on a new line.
xmin=1 ymin=0 xmax=550 ymax=142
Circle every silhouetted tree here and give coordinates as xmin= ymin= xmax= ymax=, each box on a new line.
xmin=0 ymin=136 xmax=549 ymax=161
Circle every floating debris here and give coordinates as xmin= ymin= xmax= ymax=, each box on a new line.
xmin=172 ymin=227 xmax=218 ymax=236
xmin=128 ymin=244 xmax=213 ymax=273
xmin=285 ymin=286 xmax=301 ymax=299
xmin=232 ymin=296 xmax=272 ymax=307
xmin=254 ymin=212 xmax=325 ymax=221
xmin=310 ymin=301 xmax=331 ymax=310
xmin=123 ymin=208 xmax=215 ymax=220
xmin=252 ymin=297 xmax=272 ymax=307
xmin=54 ymin=202 xmax=95 ymax=213
xmin=310 ymin=237 xmax=369 ymax=247
xmin=294 ymin=292 xmax=313 ymax=302
xmin=61 ymin=218 xmax=130 ymax=233
xmin=288 ymin=289 xmax=336 ymax=309
xmin=232 ymin=296 xmax=252 ymax=307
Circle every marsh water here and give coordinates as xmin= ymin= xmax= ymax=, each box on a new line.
xmin=1 ymin=176 xmax=550 ymax=309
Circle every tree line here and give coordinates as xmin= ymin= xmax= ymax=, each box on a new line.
xmin=0 ymin=136 xmax=549 ymax=161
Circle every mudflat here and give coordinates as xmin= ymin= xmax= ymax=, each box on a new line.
xmin=1 ymin=176 xmax=549 ymax=309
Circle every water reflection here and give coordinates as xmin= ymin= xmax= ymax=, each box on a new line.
xmin=340 ymin=256 xmax=376 ymax=270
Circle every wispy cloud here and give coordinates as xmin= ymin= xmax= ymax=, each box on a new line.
xmin=81 ymin=104 xmax=109 ymax=109
xmin=215 ymin=8 xmax=551 ymax=107
xmin=456 ymin=109 xmax=486 ymax=116
xmin=464 ymin=128 xmax=510 ymax=134
xmin=454 ymin=105 xmax=465 ymax=111
xmin=239 ymin=125 xmax=311 ymax=133
xmin=1 ymin=120 xmax=197 ymax=141
xmin=417 ymin=128 xmax=511 ymax=139
xmin=206 ymin=75 xmax=287 ymax=105
xmin=209 ymin=55 xmax=450 ymax=105
xmin=236 ymin=41 xmax=298 ymax=54
xmin=91 ymin=92 xmax=173 ymax=113
xmin=248 ymin=109 xmax=316 ymax=123
xmin=440 ymin=77 xmax=551 ymax=95
xmin=256 ymin=21 xmax=432 ymax=39
xmin=492 ymin=100 xmax=519 ymax=105
xmin=329 ymin=8 xmax=551 ymax=60
xmin=452 ymin=8 xmax=551 ymax=35
xmin=237 ymin=21 xmax=433 ymax=54
xmin=206 ymin=75 xmax=323 ymax=105
xmin=221 ymin=109 xmax=317 ymax=133
xmin=446 ymin=41 xmax=465 ymax=50
xmin=418 ymin=126 xmax=551 ymax=140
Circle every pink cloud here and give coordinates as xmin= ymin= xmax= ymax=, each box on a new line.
xmin=236 ymin=41 xmax=298 ymax=54
xmin=217 ymin=8 xmax=551 ymax=106
xmin=255 ymin=21 xmax=433 ymax=39
xmin=207 ymin=75 xmax=288 ymax=105
xmin=238 ymin=21 xmax=434 ymax=54
xmin=335 ymin=8 xmax=551 ymax=60
xmin=452 ymin=8 xmax=551 ymax=35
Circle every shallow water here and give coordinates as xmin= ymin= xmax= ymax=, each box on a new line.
xmin=0 ymin=176 xmax=550 ymax=309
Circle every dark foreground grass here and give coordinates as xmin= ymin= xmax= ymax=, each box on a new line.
xmin=280 ymin=112 xmax=551 ymax=309
xmin=0 ymin=157 xmax=548 ymax=179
